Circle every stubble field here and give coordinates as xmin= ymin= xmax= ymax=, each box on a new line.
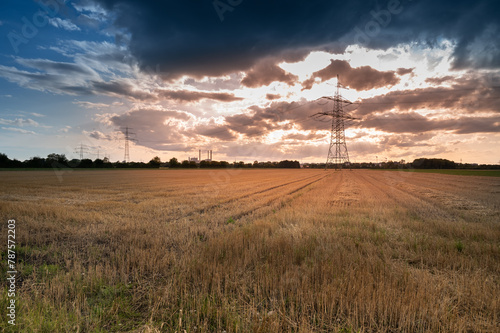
xmin=1 ymin=169 xmax=499 ymax=332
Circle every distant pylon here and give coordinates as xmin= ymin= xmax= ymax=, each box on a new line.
xmin=122 ymin=126 xmax=135 ymax=162
xmin=311 ymin=75 xmax=358 ymax=170
xmin=74 ymin=143 xmax=89 ymax=160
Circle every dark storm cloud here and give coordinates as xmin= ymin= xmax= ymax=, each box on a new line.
xmin=302 ymin=59 xmax=400 ymax=90
xmin=90 ymin=0 xmax=500 ymax=78
xmin=88 ymin=0 xmax=373 ymax=77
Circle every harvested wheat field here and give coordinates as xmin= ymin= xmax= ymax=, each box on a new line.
xmin=1 ymin=169 xmax=499 ymax=332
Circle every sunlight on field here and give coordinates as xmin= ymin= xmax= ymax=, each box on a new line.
xmin=1 ymin=169 xmax=499 ymax=332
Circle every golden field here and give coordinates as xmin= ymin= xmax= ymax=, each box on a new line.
xmin=0 ymin=169 xmax=499 ymax=332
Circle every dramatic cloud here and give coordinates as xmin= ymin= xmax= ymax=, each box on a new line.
xmin=354 ymin=80 xmax=500 ymax=116
xmin=91 ymin=80 xmax=155 ymax=100
xmin=184 ymin=75 xmax=242 ymax=91
xmin=396 ymin=68 xmax=414 ymax=76
xmin=241 ymin=59 xmax=298 ymax=88
xmin=302 ymin=59 xmax=400 ymax=90
xmin=378 ymin=133 xmax=434 ymax=148
xmin=91 ymin=0 xmax=500 ymax=78
xmin=193 ymin=123 xmax=237 ymax=141
xmin=189 ymin=100 xmax=331 ymax=141
xmin=158 ymin=90 xmax=243 ymax=103
xmin=360 ymin=111 xmax=500 ymax=134
xmin=266 ymin=94 xmax=281 ymax=100
xmin=92 ymin=0 xmax=359 ymax=77
xmin=2 ymin=0 xmax=499 ymax=163
xmin=0 ymin=59 xmax=243 ymax=103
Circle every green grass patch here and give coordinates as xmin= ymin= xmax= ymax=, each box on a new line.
xmin=385 ymin=169 xmax=500 ymax=177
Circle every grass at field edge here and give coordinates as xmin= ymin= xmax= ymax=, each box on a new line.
xmin=378 ymin=169 xmax=500 ymax=177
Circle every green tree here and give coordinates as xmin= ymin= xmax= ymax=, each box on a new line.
xmin=169 ymin=157 xmax=180 ymax=167
xmin=45 ymin=153 xmax=68 ymax=168
xmin=148 ymin=156 xmax=162 ymax=168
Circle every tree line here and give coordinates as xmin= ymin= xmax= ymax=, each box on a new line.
xmin=1 ymin=153 xmax=498 ymax=170
xmin=0 ymin=153 xmax=301 ymax=169
xmin=304 ymin=158 xmax=500 ymax=170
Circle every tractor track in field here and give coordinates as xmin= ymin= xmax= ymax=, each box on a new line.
xmin=229 ymin=173 xmax=330 ymax=221
xmin=357 ymin=171 xmax=471 ymax=221
xmin=176 ymin=174 xmax=327 ymax=221
xmin=373 ymin=171 xmax=496 ymax=217
xmin=174 ymin=173 xmax=325 ymax=222
xmin=355 ymin=172 xmax=442 ymax=214
xmin=378 ymin=172 xmax=500 ymax=216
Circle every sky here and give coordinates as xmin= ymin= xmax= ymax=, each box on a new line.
xmin=0 ymin=0 xmax=499 ymax=164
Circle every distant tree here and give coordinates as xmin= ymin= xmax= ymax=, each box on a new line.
xmin=412 ymin=158 xmax=456 ymax=169
xmin=9 ymin=159 xmax=23 ymax=168
xmin=181 ymin=160 xmax=190 ymax=168
xmin=46 ymin=153 xmax=68 ymax=167
xmin=0 ymin=153 xmax=23 ymax=168
xmin=0 ymin=153 xmax=11 ymax=168
xmin=79 ymin=159 xmax=93 ymax=168
xmin=148 ymin=156 xmax=162 ymax=168
xmin=93 ymin=158 xmax=105 ymax=168
xmin=67 ymin=159 xmax=81 ymax=168
xmin=233 ymin=161 xmax=245 ymax=168
xmin=169 ymin=157 xmax=180 ymax=168
xmin=278 ymin=160 xmax=300 ymax=168
xmin=24 ymin=156 xmax=45 ymax=168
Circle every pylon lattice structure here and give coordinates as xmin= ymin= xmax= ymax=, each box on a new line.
xmin=311 ymin=75 xmax=358 ymax=170
xmin=74 ymin=143 xmax=89 ymax=160
xmin=122 ymin=126 xmax=136 ymax=162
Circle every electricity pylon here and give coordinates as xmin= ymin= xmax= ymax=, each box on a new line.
xmin=121 ymin=126 xmax=136 ymax=162
xmin=74 ymin=143 xmax=89 ymax=160
xmin=311 ymin=75 xmax=358 ymax=170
